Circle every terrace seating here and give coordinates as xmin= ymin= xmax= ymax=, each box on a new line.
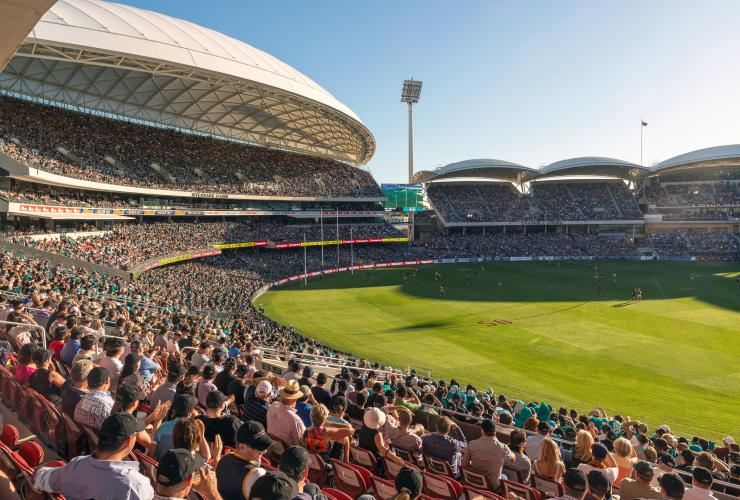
xmin=423 ymin=454 xmax=455 ymax=477
xmin=307 ymin=451 xmax=329 ymax=486
xmin=349 ymin=445 xmax=378 ymax=474
xmin=531 ymin=473 xmax=564 ymax=498
xmin=329 ymin=458 xmax=372 ymax=498
xmin=461 ymin=465 xmax=496 ymax=491
xmin=502 ymin=478 xmax=542 ymax=500
xmin=421 ymin=470 xmax=463 ymax=500
xmin=464 ymin=485 xmax=507 ymax=499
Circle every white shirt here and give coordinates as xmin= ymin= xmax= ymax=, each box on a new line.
xmin=525 ymin=433 xmax=547 ymax=460
xmin=577 ymin=463 xmax=619 ymax=484
xmin=683 ymin=487 xmax=717 ymax=500
xmin=99 ymin=356 xmax=123 ymax=392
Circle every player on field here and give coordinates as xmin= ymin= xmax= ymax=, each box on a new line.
xmin=439 ymin=282 xmax=446 ymax=295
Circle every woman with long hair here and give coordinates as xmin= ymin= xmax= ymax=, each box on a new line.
xmin=570 ymin=429 xmax=594 ymax=467
xmin=507 ymin=429 xmax=532 ymax=483
xmin=612 ymin=437 xmax=636 ymax=487
xmin=120 ymin=353 xmax=148 ymax=395
xmin=532 ymin=438 xmax=565 ymax=481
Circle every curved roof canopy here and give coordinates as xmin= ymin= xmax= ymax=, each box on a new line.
xmin=651 ymin=145 xmax=740 ymax=174
xmin=536 ymin=156 xmax=646 ymax=180
xmin=427 ymin=159 xmax=536 ymax=183
xmin=0 ymin=0 xmax=374 ymax=164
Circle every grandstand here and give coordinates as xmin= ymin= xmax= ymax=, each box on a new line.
xmin=0 ymin=1 xmax=737 ymax=500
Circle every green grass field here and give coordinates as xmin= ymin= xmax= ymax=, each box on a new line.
xmin=260 ymin=261 xmax=740 ymax=438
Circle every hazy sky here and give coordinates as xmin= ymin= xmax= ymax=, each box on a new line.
xmin=122 ymin=0 xmax=740 ymax=183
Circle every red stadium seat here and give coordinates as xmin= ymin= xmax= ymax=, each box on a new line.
xmin=461 ymin=465 xmax=496 ymax=491
xmin=502 ymin=479 xmax=542 ymax=500
xmin=133 ymin=449 xmax=158 ymax=487
xmin=329 ymin=458 xmax=372 ymax=498
xmin=307 ymin=451 xmax=329 ymax=486
xmin=1 ymin=424 xmax=19 ymax=448
xmin=59 ymin=412 xmax=86 ymax=459
xmin=531 ymin=474 xmax=564 ymax=498
xmin=424 ymin=454 xmax=455 ymax=477
xmin=371 ymin=475 xmax=400 ymax=500
xmin=321 ymin=488 xmax=354 ymax=500
xmin=422 ymin=470 xmax=463 ymax=500
xmin=384 ymin=457 xmax=418 ymax=481
xmin=392 ymin=446 xmax=416 ymax=463
xmin=464 ymin=485 xmax=507 ymax=499
xmin=349 ymin=445 xmax=378 ymax=473
xmin=503 ymin=464 xmax=528 ymax=484
xmin=266 ymin=433 xmax=289 ymax=462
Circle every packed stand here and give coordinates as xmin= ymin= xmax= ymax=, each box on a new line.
xmin=646 ymin=182 xmax=740 ymax=208
xmin=0 ymin=95 xmax=382 ymax=198
xmin=0 ymin=248 xmax=738 ymax=498
xmin=647 ymin=231 xmax=739 ymax=259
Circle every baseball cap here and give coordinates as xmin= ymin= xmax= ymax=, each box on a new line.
xmin=658 ymin=472 xmax=685 ymax=498
xmin=591 ymin=442 xmax=609 ymax=460
xmin=172 ymin=394 xmax=197 ymax=417
xmin=237 ymin=421 xmax=273 ymax=451
xmin=115 ymin=384 xmax=146 ymax=408
xmin=279 ymin=446 xmax=309 ymax=482
xmin=587 ymin=469 xmax=610 ymax=495
xmin=395 ymin=466 xmax=423 ymax=496
xmin=634 ymin=460 xmax=654 ymax=479
xmin=563 ymin=468 xmax=588 ymax=492
xmin=98 ymin=413 xmax=145 ymax=449
xmin=256 ymin=380 xmax=272 ymax=395
xmin=156 ymin=448 xmax=205 ymax=486
xmin=692 ymin=466 xmax=713 ymax=485
xmin=659 ymin=454 xmax=676 ymax=467
xmin=205 ymin=390 xmax=227 ymax=409
xmin=249 ymin=471 xmax=293 ymax=500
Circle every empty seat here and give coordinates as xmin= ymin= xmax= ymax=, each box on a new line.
xmin=422 ymin=470 xmax=463 ymax=500
xmin=462 ymin=465 xmax=495 ymax=491
xmin=502 ymin=479 xmax=542 ymax=500
xmin=330 ymin=458 xmax=372 ymax=498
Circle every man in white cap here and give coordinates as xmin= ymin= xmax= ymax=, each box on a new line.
xmin=244 ymin=379 xmax=272 ymax=428
xmin=266 ymin=379 xmax=306 ymax=446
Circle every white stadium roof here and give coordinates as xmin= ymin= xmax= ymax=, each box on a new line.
xmin=651 ymin=144 xmax=740 ymax=172
xmin=0 ymin=0 xmax=375 ymax=164
xmin=427 ymin=159 xmax=536 ymax=183
xmin=537 ymin=156 xmax=647 ymax=180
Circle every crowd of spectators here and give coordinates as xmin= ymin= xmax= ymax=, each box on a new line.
xmin=647 ymin=231 xmax=740 ymax=259
xmin=0 ymin=95 xmax=381 ymax=198
xmin=0 ymin=248 xmax=737 ymax=499
xmin=0 ymin=187 xmax=138 ymax=208
xmin=646 ymin=183 xmax=740 ymax=208
xmin=428 ymin=181 xmax=643 ymax=223
xmin=11 ymin=222 xmax=403 ymax=270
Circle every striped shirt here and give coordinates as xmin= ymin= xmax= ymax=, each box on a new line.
xmin=74 ymin=389 xmax=114 ymax=429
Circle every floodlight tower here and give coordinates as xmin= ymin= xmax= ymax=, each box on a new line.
xmin=401 ymin=79 xmax=423 ymax=184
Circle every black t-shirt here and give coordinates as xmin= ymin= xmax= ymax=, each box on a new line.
xmin=214 ymin=370 xmax=235 ymax=394
xmin=346 ymin=404 xmax=365 ymax=421
xmin=196 ymin=414 xmax=243 ymax=447
xmin=29 ymin=368 xmax=62 ymax=405
xmin=61 ymin=383 xmax=86 ymax=416
xmin=226 ymin=380 xmax=247 ymax=406
xmin=311 ymin=386 xmax=332 ymax=406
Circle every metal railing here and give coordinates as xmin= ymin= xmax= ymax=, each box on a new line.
xmin=0 ymin=320 xmax=46 ymax=349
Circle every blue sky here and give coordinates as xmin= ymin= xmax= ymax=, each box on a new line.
xmin=123 ymin=0 xmax=740 ymax=183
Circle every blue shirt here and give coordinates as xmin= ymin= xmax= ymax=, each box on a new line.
xmin=296 ymin=401 xmax=312 ymax=428
xmin=138 ymin=356 xmax=158 ymax=382
xmin=59 ymin=339 xmax=81 ymax=366
xmin=153 ymin=418 xmax=181 ymax=461
xmin=421 ymin=428 xmax=468 ymax=475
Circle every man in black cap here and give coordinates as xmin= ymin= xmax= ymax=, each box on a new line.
xmin=279 ymin=446 xmax=326 ymax=500
xmin=216 ymin=421 xmax=273 ymax=499
xmin=249 ymin=471 xmax=294 ymax=500
xmin=585 ymin=470 xmax=611 ymax=500
xmin=657 ymin=472 xmax=686 ymax=500
xmin=394 ymin=466 xmax=423 ymax=498
xmin=151 ymin=363 xmax=187 ymax=411
xmin=34 ymin=413 xmax=154 ymax=499
xmin=154 ymin=448 xmax=221 ymax=500
xmin=226 ymin=363 xmax=250 ymax=406
xmin=215 ymin=357 xmax=237 ymax=393
xmin=620 ymin=460 xmax=661 ymax=500
xmin=196 ymin=390 xmax=242 ymax=448
xmin=553 ymin=469 xmax=588 ymax=500
xmin=685 ymin=467 xmax=716 ymax=500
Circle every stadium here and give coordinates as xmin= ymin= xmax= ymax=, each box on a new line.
xmin=0 ymin=1 xmax=737 ymax=499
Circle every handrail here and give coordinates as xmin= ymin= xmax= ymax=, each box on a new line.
xmin=257 ymin=346 xmax=400 ymax=376
xmin=0 ymin=320 xmax=46 ymax=349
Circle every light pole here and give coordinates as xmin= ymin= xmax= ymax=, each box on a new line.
xmin=401 ymin=78 xmax=422 ymax=240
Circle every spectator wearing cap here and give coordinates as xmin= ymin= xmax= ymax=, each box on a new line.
xmin=684 ymin=467 xmax=716 ymax=500
xmin=267 ymin=379 xmax=307 ymax=447
xmin=658 ymin=472 xmax=686 ymax=500
xmin=652 ymin=453 xmax=677 ymax=488
xmin=191 ymin=343 xmax=212 ymax=369
xmin=244 ymin=379 xmax=273 ymax=428
xmin=113 ymin=383 xmax=170 ymax=450
xmin=310 ymin=373 xmax=332 ymax=407
xmin=226 ymin=363 xmax=250 ymax=406
xmin=279 ymin=446 xmax=325 ymax=500
xmin=214 ymin=357 xmax=237 ymax=393
xmin=297 ymin=366 xmax=314 ymax=388
xmin=619 ymin=460 xmax=661 ymax=500
xmin=422 ymin=416 xmax=468 ymax=478
xmin=249 ymin=471 xmax=294 ymax=500
xmin=61 ymin=359 xmax=92 ymax=416
xmin=577 ymin=442 xmax=619 ymax=485
xmin=34 ymin=413 xmax=154 ymax=499
xmin=197 ymin=364 xmax=218 ymax=407
xmin=74 ymin=366 xmax=114 ymax=429
xmin=153 ymin=448 xmax=219 ymax=500
xmin=196 ymin=390 xmax=241 ymax=447
xmin=359 ymin=407 xmax=404 ymax=466
xmin=296 ymin=385 xmax=314 ymax=429
xmin=553 ymin=468 xmax=589 ymax=500
xmin=526 ymin=420 xmax=552 ymax=460
xmin=59 ymin=325 xmax=84 ymax=365
xmin=216 ymin=421 xmax=273 ymax=499
xmin=151 ymin=364 xmax=186 ymax=411
xmin=461 ymin=418 xmax=513 ymax=490
xmin=151 ymin=394 xmax=197 ymax=461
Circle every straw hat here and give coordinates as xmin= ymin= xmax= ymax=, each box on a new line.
xmin=279 ymin=379 xmax=304 ymax=400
